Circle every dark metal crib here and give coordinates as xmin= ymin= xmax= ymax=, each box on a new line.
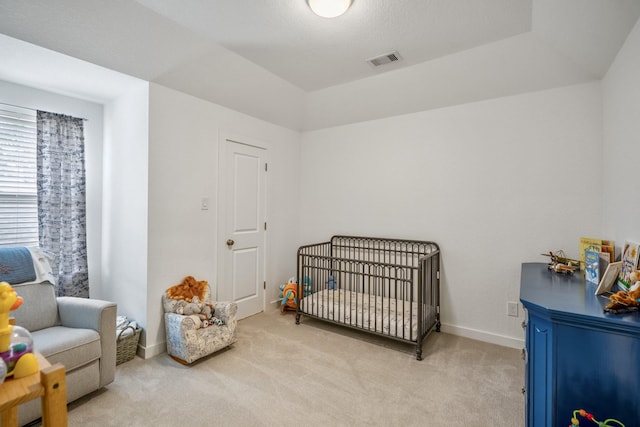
xmin=296 ymin=235 xmax=440 ymax=360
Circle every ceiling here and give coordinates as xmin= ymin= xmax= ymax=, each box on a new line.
xmin=134 ymin=0 xmax=536 ymax=91
xmin=0 ymin=0 xmax=638 ymax=128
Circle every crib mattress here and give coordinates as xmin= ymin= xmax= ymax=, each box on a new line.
xmin=302 ymin=289 xmax=424 ymax=341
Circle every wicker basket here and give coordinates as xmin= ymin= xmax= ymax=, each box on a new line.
xmin=116 ymin=325 xmax=141 ymax=365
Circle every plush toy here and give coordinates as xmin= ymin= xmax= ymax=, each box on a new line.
xmin=164 ymin=291 xmax=223 ymax=328
xmin=279 ymin=278 xmax=299 ymax=312
xmin=166 ymin=276 xmax=208 ymax=302
xmin=606 ymin=271 xmax=640 ymax=312
xmin=327 ymin=275 xmax=337 ymax=290
xmin=199 ymin=303 xmax=214 ymax=321
xmin=176 ymin=296 xmax=203 ymax=316
xmin=301 ymin=276 xmax=312 ymax=297
xmin=630 ymin=270 xmax=640 ymax=285
xmin=163 ymin=297 xmax=184 ymax=314
xmin=0 ymin=282 xmax=39 ymax=379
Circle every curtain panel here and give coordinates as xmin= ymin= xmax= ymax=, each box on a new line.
xmin=37 ymin=111 xmax=89 ymax=297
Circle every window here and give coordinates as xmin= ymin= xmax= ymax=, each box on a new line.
xmin=0 ymin=104 xmax=38 ymax=247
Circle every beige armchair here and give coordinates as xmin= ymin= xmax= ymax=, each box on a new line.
xmin=12 ymin=280 xmax=116 ymax=426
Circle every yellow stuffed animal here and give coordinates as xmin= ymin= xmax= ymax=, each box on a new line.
xmin=0 ymin=282 xmax=39 ymax=379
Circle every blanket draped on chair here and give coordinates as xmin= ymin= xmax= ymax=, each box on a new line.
xmin=0 ymin=247 xmax=36 ymax=284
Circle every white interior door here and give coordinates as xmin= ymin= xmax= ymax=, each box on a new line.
xmin=218 ymin=137 xmax=266 ymax=319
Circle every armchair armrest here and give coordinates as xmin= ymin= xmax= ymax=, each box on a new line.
xmin=164 ymin=312 xmax=200 ymax=331
xmin=57 ymin=297 xmax=117 ymax=387
xmin=213 ymin=301 xmax=238 ymax=325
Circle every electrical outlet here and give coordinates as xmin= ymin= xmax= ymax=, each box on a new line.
xmin=201 ymin=197 xmax=209 ymax=210
xmin=507 ymin=301 xmax=519 ymax=317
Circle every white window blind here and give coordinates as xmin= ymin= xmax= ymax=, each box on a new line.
xmin=0 ymin=104 xmax=38 ymax=247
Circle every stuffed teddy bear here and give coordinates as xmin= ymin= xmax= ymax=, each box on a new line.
xmin=164 ymin=294 xmax=223 ymax=327
xmin=163 ymin=297 xmax=186 ymax=314
xmin=166 ymin=276 xmax=208 ymax=302
xmin=199 ymin=303 xmax=214 ymax=321
xmin=176 ymin=296 xmax=203 ymax=316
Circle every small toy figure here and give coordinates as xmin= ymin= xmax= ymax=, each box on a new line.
xmin=542 ymin=251 xmax=580 ymax=274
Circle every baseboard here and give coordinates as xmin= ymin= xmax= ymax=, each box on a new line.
xmin=440 ymin=323 xmax=524 ymax=349
xmin=267 ymin=299 xmax=524 ymax=349
xmin=136 ymin=341 xmax=166 ymax=359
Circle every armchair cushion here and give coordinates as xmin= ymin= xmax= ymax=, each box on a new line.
xmin=31 ymin=326 xmax=101 ymax=370
xmin=11 ymin=280 xmax=60 ymax=332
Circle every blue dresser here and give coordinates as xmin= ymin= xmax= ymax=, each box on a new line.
xmin=520 ymin=262 xmax=640 ymax=427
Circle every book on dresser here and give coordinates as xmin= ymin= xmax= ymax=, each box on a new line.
xmin=579 ymin=237 xmax=614 ymax=270
xmin=585 ymin=250 xmax=600 ymax=284
xmin=587 ymin=251 xmax=615 ymax=286
xmin=618 ymin=240 xmax=640 ymax=290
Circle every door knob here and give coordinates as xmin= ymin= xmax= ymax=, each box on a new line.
xmin=226 ymin=239 xmax=235 ymax=247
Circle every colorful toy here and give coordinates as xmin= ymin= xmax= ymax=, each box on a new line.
xmin=569 ymin=408 xmax=624 ymax=427
xmin=279 ymin=276 xmax=314 ymax=313
xmin=279 ymin=278 xmax=299 ymax=312
xmin=0 ymin=281 xmax=39 ymax=379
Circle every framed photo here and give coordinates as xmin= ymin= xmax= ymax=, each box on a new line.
xmin=595 ymin=261 xmax=623 ymax=295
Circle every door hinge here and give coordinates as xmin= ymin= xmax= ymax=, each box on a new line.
xmin=265 ymin=163 xmax=268 ymax=172
xmin=263 ymin=281 xmax=266 ymax=290
xmin=264 ymin=222 xmax=267 ymax=231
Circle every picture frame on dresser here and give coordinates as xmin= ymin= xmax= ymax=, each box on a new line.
xmin=594 ymin=261 xmax=622 ymax=295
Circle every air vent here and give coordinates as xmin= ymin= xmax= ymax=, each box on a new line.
xmin=367 ymin=51 xmax=402 ymax=67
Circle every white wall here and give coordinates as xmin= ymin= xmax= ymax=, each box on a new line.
xmin=303 ymin=33 xmax=595 ymax=131
xmin=0 ymin=79 xmax=105 ymax=293
xmin=100 ymin=82 xmax=150 ymax=342
xmin=602 ymin=18 xmax=640 ymax=245
xmin=145 ymin=83 xmax=300 ymax=357
xmin=300 ymin=82 xmax=603 ymax=347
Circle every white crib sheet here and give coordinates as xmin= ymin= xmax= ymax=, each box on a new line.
xmin=302 ymin=289 xmax=424 ymax=341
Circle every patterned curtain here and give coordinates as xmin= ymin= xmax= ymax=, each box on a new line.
xmin=37 ymin=111 xmax=88 ymax=297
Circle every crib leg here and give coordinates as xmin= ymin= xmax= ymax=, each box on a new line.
xmin=295 ymin=313 xmax=301 ymax=325
xmin=416 ymin=349 xmax=423 ymax=361
xmin=436 ymin=320 xmax=441 ymax=332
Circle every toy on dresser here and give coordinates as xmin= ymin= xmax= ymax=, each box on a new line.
xmin=0 ymin=281 xmax=39 ymax=382
xmin=605 ymin=271 xmax=640 ymax=313
xmin=542 ymin=250 xmax=580 ymax=274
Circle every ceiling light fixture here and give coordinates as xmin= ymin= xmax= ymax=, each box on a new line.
xmin=307 ymin=0 xmax=353 ymax=18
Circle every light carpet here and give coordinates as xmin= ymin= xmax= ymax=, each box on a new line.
xmin=38 ymin=309 xmax=525 ymax=426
